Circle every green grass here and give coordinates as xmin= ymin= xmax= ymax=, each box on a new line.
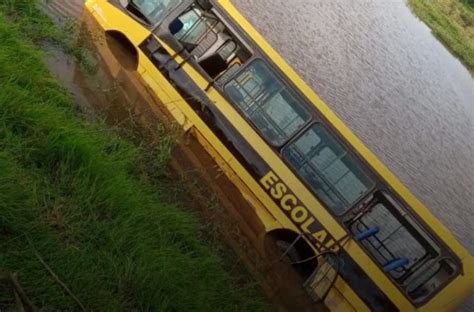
xmin=0 ymin=0 xmax=97 ymax=71
xmin=0 ymin=2 xmax=267 ymax=311
xmin=460 ymin=0 xmax=474 ymax=10
xmin=408 ymin=0 xmax=474 ymax=72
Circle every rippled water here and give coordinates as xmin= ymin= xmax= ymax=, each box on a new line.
xmin=232 ymin=0 xmax=474 ymax=254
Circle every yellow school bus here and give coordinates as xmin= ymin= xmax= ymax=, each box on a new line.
xmin=85 ymin=0 xmax=473 ymax=310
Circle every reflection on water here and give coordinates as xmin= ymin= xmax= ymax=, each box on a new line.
xmin=231 ymin=0 xmax=474 ymax=254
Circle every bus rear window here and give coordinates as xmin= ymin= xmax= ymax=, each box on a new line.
xmin=224 ymin=60 xmax=310 ymax=146
xmin=282 ymin=124 xmax=374 ymax=215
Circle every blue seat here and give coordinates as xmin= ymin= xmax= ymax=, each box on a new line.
xmin=169 ymin=19 xmax=184 ymax=35
xmin=383 ymin=258 xmax=409 ymax=272
xmin=355 ymin=226 xmax=380 ymax=241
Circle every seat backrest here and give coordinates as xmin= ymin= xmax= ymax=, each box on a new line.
xmin=169 ymin=19 xmax=184 ymax=35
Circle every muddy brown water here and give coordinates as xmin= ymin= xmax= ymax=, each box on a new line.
xmin=42 ymin=0 xmax=473 ymax=310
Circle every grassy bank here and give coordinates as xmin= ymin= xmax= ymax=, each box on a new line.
xmin=408 ymin=0 xmax=474 ymax=72
xmin=0 ymin=1 xmax=266 ymax=311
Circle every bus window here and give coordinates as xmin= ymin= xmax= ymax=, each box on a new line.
xmin=224 ymin=60 xmax=311 ymax=146
xmin=282 ymin=124 xmax=374 ymax=214
xmin=349 ymin=192 xmax=458 ymax=302
xmin=130 ymin=0 xmax=182 ymax=25
xmin=171 ymin=6 xmax=219 ymax=52
xmin=351 ymin=201 xmax=430 ymax=279
xmin=168 ymin=3 xmax=251 ymax=79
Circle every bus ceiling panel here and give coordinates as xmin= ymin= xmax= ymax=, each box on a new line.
xmin=346 ymin=190 xmax=461 ymax=303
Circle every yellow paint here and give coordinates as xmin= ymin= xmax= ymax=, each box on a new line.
xmin=84 ymin=0 xmax=474 ymax=310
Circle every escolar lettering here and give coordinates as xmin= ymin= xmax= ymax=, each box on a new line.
xmin=260 ymin=171 xmax=339 ymax=252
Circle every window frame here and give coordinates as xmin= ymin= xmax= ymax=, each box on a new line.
xmin=349 ymin=194 xmax=435 ymax=278
xmin=147 ymin=1 xmax=255 ymax=84
xmin=346 ymin=191 xmax=461 ymax=305
xmin=405 ymin=257 xmax=458 ymax=303
xmin=281 ymin=121 xmax=377 ymax=216
xmin=223 ymin=58 xmax=313 ymax=148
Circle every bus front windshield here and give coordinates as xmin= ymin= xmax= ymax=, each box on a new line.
xmin=131 ymin=0 xmax=181 ymax=24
